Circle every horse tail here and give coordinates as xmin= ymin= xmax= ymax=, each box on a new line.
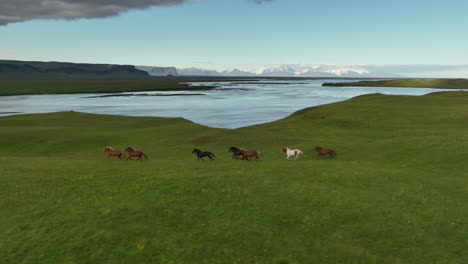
xmin=143 ymin=153 xmax=148 ymax=159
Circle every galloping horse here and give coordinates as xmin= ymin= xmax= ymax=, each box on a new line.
xmin=314 ymin=146 xmax=336 ymax=159
xmin=125 ymin=146 xmax=148 ymax=161
xmin=103 ymin=146 xmax=125 ymax=160
xmin=228 ymin=146 xmax=245 ymax=159
xmin=282 ymin=147 xmax=304 ymax=160
xmin=239 ymin=148 xmax=263 ymax=161
xmin=192 ymin=148 xmax=216 ymax=161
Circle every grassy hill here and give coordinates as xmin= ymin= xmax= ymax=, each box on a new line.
xmin=323 ymin=78 xmax=468 ymax=89
xmin=1 ymin=91 xmax=468 ymax=263
xmin=0 ymin=60 xmax=149 ymax=79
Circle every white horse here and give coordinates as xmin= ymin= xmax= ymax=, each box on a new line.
xmin=282 ymin=147 xmax=304 ymax=160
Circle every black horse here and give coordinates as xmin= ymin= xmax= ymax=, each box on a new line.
xmin=228 ymin=146 xmax=244 ymax=160
xmin=192 ymin=148 xmax=216 ymax=161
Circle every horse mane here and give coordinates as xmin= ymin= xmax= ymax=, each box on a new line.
xmin=104 ymin=146 xmax=114 ymax=152
xmin=126 ymin=146 xmax=136 ymax=152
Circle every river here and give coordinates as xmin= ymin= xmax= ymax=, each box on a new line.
xmin=0 ymin=79 xmax=458 ymax=128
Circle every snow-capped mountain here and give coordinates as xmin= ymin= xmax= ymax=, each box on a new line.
xmin=177 ymin=64 xmax=394 ymax=77
xmin=143 ymin=64 xmax=467 ymax=78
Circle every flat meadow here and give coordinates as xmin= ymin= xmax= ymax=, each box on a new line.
xmin=0 ymin=78 xmax=216 ymax=96
xmin=1 ymin=91 xmax=468 ymax=263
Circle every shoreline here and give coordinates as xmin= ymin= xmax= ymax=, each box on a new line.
xmin=0 ymin=77 xmax=397 ymax=96
xmin=0 ymin=78 xmax=217 ymax=96
xmin=322 ymin=78 xmax=468 ymax=89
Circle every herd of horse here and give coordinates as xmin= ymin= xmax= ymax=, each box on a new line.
xmin=104 ymin=145 xmax=336 ymax=161
xmin=104 ymin=146 xmax=148 ymax=161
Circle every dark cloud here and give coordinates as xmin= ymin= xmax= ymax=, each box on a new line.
xmin=0 ymin=0 xmax=191 ymax=25
xmin=0 ymin=0 xmax=273 ymax=25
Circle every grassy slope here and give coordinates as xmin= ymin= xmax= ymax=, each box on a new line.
xmin=1 ymin=91 xmax=468 ymax=263
xmin=0 ymin=79 xmax=214 ymax=96
xmin=323 ymin=78 xmax=468 ymax=89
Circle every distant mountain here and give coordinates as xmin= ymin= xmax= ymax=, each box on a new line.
xmin=177 ymin=67 xmax=222 ymax=76
xmin=220 ymin=68 xmax=256 ymax=77
xmin=177 ymin=64 xmax=400 ymax=78
xmin=136 ymin=66 xmax=178 ymax=76
xmin=0 ymin=60 xmax=150 ymax=79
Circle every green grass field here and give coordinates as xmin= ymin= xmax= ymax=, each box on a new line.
xmin=0 ymin=79 xmax=216 ymax=96
xmin=1 ymin=91 xmax=468 ymax=263
xmin=323 ymin=78 xmax=468 ymax=89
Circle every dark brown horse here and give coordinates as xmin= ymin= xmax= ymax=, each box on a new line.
xmin=125 ymin=146 xmax=148 ymax=161
xmin=192 ymin=148 xmax=216 ymax=161
xmin=228 ymin=146 xmax=245 ymax=159
xmin=239 ymin=148 xmax=263 ymax=161
xmin=104 ymin=146 xmax=125 ymax=160
xmin=314 ymin=146 xmax=336 ymax=158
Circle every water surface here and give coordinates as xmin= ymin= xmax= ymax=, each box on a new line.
xmin=0 ymin=79 xmax=459 ymax=128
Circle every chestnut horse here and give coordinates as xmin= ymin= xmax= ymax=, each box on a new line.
xmin=239 ymin=148 xmax=263 ymax=161
xmin=282 ymin=147 xmax=304 ymax=160
xmin=125 ymin=146 xmax=148 ymax=161
xmin=314 ymin=146 xmax=336 ymax=158
xmin=104 ymin=146 xmax=125 ymax=160
xmin=228 ymin=146 xmax=245 ymax=159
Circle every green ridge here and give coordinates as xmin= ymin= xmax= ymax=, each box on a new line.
xmin=323 ymin=78 xmax=468 ymax=89
xmin=1 ymin=91 xmax=468 ymax=263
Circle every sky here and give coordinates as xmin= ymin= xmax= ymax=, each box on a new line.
xmin=1 ymin=0 xmax=467 ymax=72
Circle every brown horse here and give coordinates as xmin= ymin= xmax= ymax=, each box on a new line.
xmin=314 ymin=146 xmax=336 ymax=158
xmin=228 ymin=146 xmax=245 ymax=159
xmin=125 ymin=146 xmax=148 ymax=161
xmin=239 ymin=149 xmax=263 ymax=161
xmin=104 ymin=146 xmax=125 ymax=160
